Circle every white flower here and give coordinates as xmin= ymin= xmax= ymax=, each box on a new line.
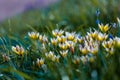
xmin=114 ymin=37 xmax=120 ymax=47
xmin=60 ymin=50 xmax=68 ymax=57
xmin=97 ymin=32 xmax=108 ymax=41
xmin=45 ymin=51 xmax=54 ymax=58
xmin=52 ymin=29 xmax=64 ymax=37
xmin=39 ymin=35 xmax=48 ymax=43
xmin=28 ymin=32 xmax=39 ymax=39
xmin=12 ymin=45 xmax=24 ymax=55
xmin=65 ymin=32 xmax=76 ymax=40
xmin=36 ymin=58 xmax=44 ymax=67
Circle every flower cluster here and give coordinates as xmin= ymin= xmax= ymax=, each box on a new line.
xmin=11 ymin=18 xmax=120 ymax=68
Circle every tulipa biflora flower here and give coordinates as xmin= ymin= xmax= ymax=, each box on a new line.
xmin=80 ymin=55 xmax=96 ymax=64
xmin=65 ymin=32 xmax=76 ymax=40
xmin=98 ymin=24 xmax=109 ymax=32
xmin=59 ymin=43 xmax=68 ymax=50
xmin=56 ymin=36 xmax=61 ymax=43
xmin=79 ymin=45 xmax=88 ymax=55
xmin=65 ymin=41 xmax=75 ymax=48
xmin=87 ymin=29 xmax=98 ymax=39
xmin=89 ymin=46 xmax=98 ymax=55
xmin=52 ymin=29 xmax=64 ymax=37
xmin=2 ymin=54 xmax=10 ymax=62
xmin=88 ymin=44 xmax=99 ymax=55
xmin=117 ymin=17 xmax=120 ymax=25
xmin=39 ymin=35 xmax=48 ymax=43
xmin=60 ymin=50 xmax=68 ymax=57
xmin=102 ymin=39 xmax=115 ymax=49
xmin=80 ymin=56 xmax=88 ymax=64
xmin=57 ymin=36 xmax=67 ymax=43
xmin=97 ymin=32 xmax=108 ymax=41
xmin=28 ymin=32 xmax=39 ymax=39
xmin=114 ymin=37 xmax=120 ymax=48
xmin=12 ymin=45 xmax=24 ymax=56
xmin=51 ymin=55 xmax=60 ymax=62
xmin=77 ymin=36 xmax=83 ymax=43
xmin=45 ymin=51 xmax=54 ymax=59
xmin=105 ymin=47 xmax=115 ymax=55
xmin=51 ymin=38 xmax=58 ymax=46
xmin=36 ymin=58 xmax=44 ymax=67
xmin=72 ymin=56 xmax=80 ymax=64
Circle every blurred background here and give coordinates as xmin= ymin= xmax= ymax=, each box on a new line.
xmin=0 ymin=0 xmax=120 ymax=35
